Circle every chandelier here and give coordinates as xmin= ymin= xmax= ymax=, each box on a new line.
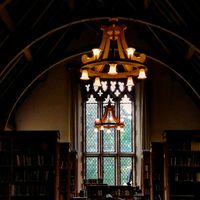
xmin=94 ymin=101 xmax=124 ymax=132
xmin=80 ymin=18 xmax=148 ymax=131
xmin=80 ymin=18 xmax=148 ymax=88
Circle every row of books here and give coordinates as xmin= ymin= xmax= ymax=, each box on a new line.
xmin=14 ymin=169 xmax=53 ymax=182
xmin=15 ymin=154 xmax=54 ymax=166
xmin=173 ymin=171 xmax=200 ymax=182
xmin=170 ymin=154 xmax=200 ymax=166
xmin=10 ymin=183 xmax=52 ymax=196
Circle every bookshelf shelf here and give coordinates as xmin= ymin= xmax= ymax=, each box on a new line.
xmin=0 ymin=130 xmax=59 ymax=200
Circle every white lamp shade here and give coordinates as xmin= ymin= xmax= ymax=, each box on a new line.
xmin=108 ymin=63 xmax=117 ymax=75
xmin=126 ymin=77 xmax=135 ymax=86
xmin=93 ymin=77 xmax=101 ymax=87
xmin=80 ymin=69 xmax=90 ymax=80
xmin=92 ymin=48 xmax=101 ymax=60
xmin=126 ymin=47 xmax=136 ymax=59
xmin=138 ymin=68 xmax=147 ymax=79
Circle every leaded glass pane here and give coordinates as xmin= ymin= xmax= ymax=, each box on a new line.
xmin=86 ymin=157 xmax=98 ymax=179
xmin=103 ymin=129 xmax=115 ymax=152
xmin=120 ymin=96 xmax=132 ymax=152
xmin=103 ymin=157 xmax=115 ymax=185
xmin=86 ymin=101 xmax=98 ymax=152
xmin=120 ymin=157 xmax=133 ymax=185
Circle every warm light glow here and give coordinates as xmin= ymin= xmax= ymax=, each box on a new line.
xmin=138 ymin=68 xmax=147 ymax=79
xmin=94 ymin=102 xmax=124 ymax=131
xmin=117 ymin=126 xmax=121 ymax=131
xmin=93 ymin=77 xmax=101 ymax=87
xmin=80 ymin=19 xmax=148 ymax=88
xmin=108 ymin=63 xmax=117 ymax=75
xmin=126 ymin=47 xmax=136 ymax=59
xmin=95 ymin=118 xmax=100 ymax=123
xmin=94 ymin=128 xmax=98 ymax=133
xmin=81 ymin=19 xmax=148 ymax=131
xmin=126 ymin=77 xmax=135 ymax=87
xmin=80 ymin=69 xmax=90 ymax=80
xmin=108 ymin=115 xmax=113 ymax=122
xmin=107 ymin=129 xmax=111 ymax=133
xmin=92 ymin=48 xmax=101 ymax=60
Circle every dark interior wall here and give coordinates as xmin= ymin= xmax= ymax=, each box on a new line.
xmin=148 ymin=64 xmax=200 ymax=141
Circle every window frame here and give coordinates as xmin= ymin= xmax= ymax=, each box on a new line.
xmin=82 ymin=79 xmax=137 ymax=185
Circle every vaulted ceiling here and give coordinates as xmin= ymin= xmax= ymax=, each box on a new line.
xmin=0 ymin=0 xmax=200 ymax=128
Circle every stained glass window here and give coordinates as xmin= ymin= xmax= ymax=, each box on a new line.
xmin=86 ymin=157 xmax=98 ymax=179
xmin=83 ymin=80 xmax=136 ymax=185
xmin=103 ymin=129 xmax=115 ymax=152
xmin=120 ymin=157 xmax=134 ymax=185
xmin=86 ymin=95 xmax=98 ymax=152
xmin=103 ymin=157 xmax=115 ymax=185
xmin=120 ymin=95 xmax=133 ymax=152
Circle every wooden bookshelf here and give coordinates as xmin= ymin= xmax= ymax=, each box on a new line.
xmin=59 ymin=142 xmax=77 ymax=200
xmin=0 ymin=130 xmax=59 ymax=200
xmin=0 ymin=136 xmax=11 ymax=200
xmin=142 ymin=149 xmax=151 ymax=200
xmin=150 ymin=142 xmax=164 ymax=200
xmin=163 ymin=130 xmax=200 ymax=200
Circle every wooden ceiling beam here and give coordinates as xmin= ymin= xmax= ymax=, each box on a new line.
xmin=0 ymin=0 xmax=15 ymax=32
